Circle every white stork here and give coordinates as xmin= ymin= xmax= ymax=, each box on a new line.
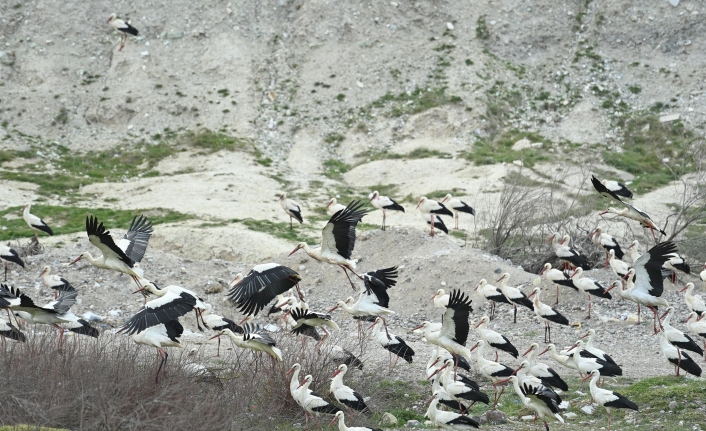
xmin=9 ymin=284 xmax=98 ymax=349
xmin=626 ymin=240 xmax=641 ymax=264
xmin=286 ymin=363 xmax=303 ymax=397
xmin=679 ymin=283 xmax=705 ymax=317
xmin=329 ymin=411 xmax=380 ymax=431
xmin=134 ymin=282 xmax=209 ymax=330
xmin=330 ymin=364 xmax=370 ymax=414
xmin=701 ymin=262 xmax=706 ymax=287
xmin=71 ymin=215 xmax=153 ymax=287
xmin=527 ymin=287 xmax=569 ymax=343
xmin=607 ymin=249 xmax=630 ymax=279
xmin=589 ymin=227 xmax=623 ymax=265
xmin=297 ymin=374 xmax=342 ymax=425
xmin=473 ymin=279 xmax=511 ymax=319
xmin=22 ymin=203 xmax=53 ymax=238
xmin=469 ymin=340 xmax=514 ymax=409
xmin=592 ymin=175 xmax=665 ymax=240
xmin=430 ymin=358 xmax=489 ymax=413
xmin=414 ymin=289 xmax=474 ymax=371
xmin=201 ymin=305 xmax=242 ymax=356
xmin=660 ymin=306 xmax=703 ymax=357
xmin=579 ymin=329 xmax=618 ymax=367
xmin=289 ymin=200 xmax=368 ymax=290
xmin=440 ymin=194 xmax=475 ymax=230
xmin=684 ymin=312 xmax=706 ymax=360
xmin=513 ymin=361 xmax=563 ymax=401
xmin=500 ymin=376 xmax=564 ymax=431
xmin=210 ymin=323 xmax=283 ymax=361
xmin=327 ymin=198 xmax=347 ymax=216
xmin=431 ymin=289 xmax=450 ymax=308
xmin=416 ymin=196 xmax=453 ymax=236
xmin=598 ymin=177 xmax=634 ymax=198
xmin=605 ymin=241 xmax=677 ymax=333
xmin=475 ymin=315 xmax=518 ymax=360
xmin=539 ymin=263 xmax=575 ymax=306
xmin=369 ymin=316 xmax=415 ymax=366
xmin=583 ymin=369 xmax=638 ymax=431
xmin=119 ymin=288 xmax=198 ymax=335
xmin=538 ymin=344 xmax=581 ymax=376
xmin=279 ymin=193 xmax=304 ymax=229
xmin=663 ymin=252 xmax=690 ymax=284
xmin=567 ymin=340 xmax=623 ymax=378
xmin=568 ymin=268 xmax=612 ymax=319
xmin=422 ymin=212 xmax=449 ymax=235
xmin=0 ymin=244 xmax=24 ymax=281
xmin=658 ymin=330 xmax=702 ymax=377
xmin=547 ymin=234 xmax=589 ymax=270
xmin=130 ymin=319 xmax=184 ymax=383
xmin=227 ymin=263 xmax=301 ymax=317
xmin=426 ymin=391 xmax=480 ymax=430
xmin=0 ymin=318 xmax=25 ymax=344
xmin=368 ymin=190 xmax=405 ymax=231
xmin=496 ymin=273 xmax=534 ymax=323
xmin=290 ymin=304 xmax=339 ymax=351
xmin=107 ymin=13 xmax=138 ymax=51
xmin=522 ymin=343 xmax=569 ymax=391
xmin=39 ymin=266 xmax=72 ymax=299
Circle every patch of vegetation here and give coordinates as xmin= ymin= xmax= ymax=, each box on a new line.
xmin=180 ymin=129 xmax=255 ymax=155
xmin=462 ymin=130 xmax=550 ymax=168
xmin=52 ymin=107 xmax=69 ymax=126
xmin=0 ymin=206 xmax=191 ymax=241
xmin=605 ymin=115 xmax=698 ymax=193
xmin=628 ymin=85 xmax=642 ymax=94
xmin=476 ymin=15 xmax=490 ymax=39
xmin=233 ymin=218 xmax=318 ymax=244
xmin=324 ymin=133 xmax=345 ymax=145
xmin=255 ymin=157 xmax=272 ymax=167
xmin=322 ymin=159 xmax=351 ymax=181
xmin=369 ymin=86 xmax=462 ymax=118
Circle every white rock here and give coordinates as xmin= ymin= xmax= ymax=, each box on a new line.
xmin=668 ymin=0 xmax=679 ymax=6
xmin=512 ymin=138 xmax=533 ymax=151
xmin=140 ymin=51 xmax=149 ymax=56
xmin=446 ymin=22 xmax=454 ymax=30
xmin=521 ymin=415 xmax=535 ymax=421
xmin=381 ymin=412 xmax=398 ymax=425
xmin=82 ymin=311 xmax=105 ymax=322
xmin=512 ymin=160 xmax=524 ymax=167
xmin=441 ymin=281 xmax=447 ymax=286
xmin=108 ymin=309 xmax=122 ymax=317
xmin=356 ymin=80 xmax=364 ymax=88
xmin=390 ymin=1 xmax=399 ymax=6
xmin=659 ymin=113 xmax=680 ymax=122
xmin=581 ymin=405 xmax=595 ymax=415
xmin=564 ymin=412 xmax=577 ymax=419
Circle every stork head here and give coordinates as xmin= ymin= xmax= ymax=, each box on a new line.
xmin=475 ymin=315 xmax=489 ymax=328
xmin=328 ymin=411 xmax=344 ymax=426
xmin=679 ymin=282 xmax=694 ymax=293
xmin=288 ymin=243 xmax=306 ymax=257
xmin=69 ymin=252 xmax=88 ymax=265
xmin=368 ymin=191 xmax=378 ymax=201
xmin=107 ymin=13 xmax=117 ymax=23
xmin=412 ymin=320 xmax=430 ymax=331
xmin=522 ymin=343 xmax=539 ymax=357
xmin=22 ymin=203 xmax=29 ymax=212
xmin=527 ymin=287 xmax=540 ymax=299
xmin=297 ymin=374 xmax=313 ymax=389
xmin=539 ymin=263 xmax=551 ymax=275
xmin=132 ymin=282 xmax=158 ymax=295
xmin=39 ymin=265 xmax=50 ymax=277
xmin=328 ymin=301 xmax=345 ymax=313
xmin=546 ymin=234 xmax=556 ymax=244
xmin=440 ymin=193 xmax=452 ymax=203
xmin=474 ymin=279 xmax=487 ymax=291
xmin=582 ymin=369 xmax=600 ymax=382
xmin=331 ymin=363 xmax=347 ymax=378
xmin=496 ymin=375 xmax=517 ymax=386
xmin=415 ymin=196 xmax=427 ymax=210
xmin=684 ymin=312 xmax=697 ymax=324
xmin=367 ymin=316 xmax=384 ymax=329
xmin=496 ymin=272 xmax=509 ymax=283
xmin=538 ymin=344 xmax=554 ymax=356
xmin=430 ymin=289 xmax=445 ymax=300
xmin=604 ymin=280 xmax=621 ymax=294
xmin=285 ymin=363 xmax=301 ymax=376
xmin=589 ymin=227 xmax=600 ymax=239
xmin=327 ymin=198 xmax=336 ymax=208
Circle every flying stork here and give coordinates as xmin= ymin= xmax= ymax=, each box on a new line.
xmin=368 ymin=190 xmax=405 ymax=230
xmin=279 ymin=193 xmax=303 ymax=229
xmin=133 ymin=282 xmax=209 ymax=330
xmin=22 ymin=203 xmax=53 ymax=238
xmin=227 ymin=263 xmax=302 ymax=317
xmin=210 ymin=323 xmax=283 ymax=361
xmin=288 ymin=200 xmax=368 ymax=290
xmin=290 ymin=304 xmax=340 ymax=351
xmin=107 ymin=13 xmax=139 ymax=51
xmin=440 ymin=194 xmax=475 ymax=230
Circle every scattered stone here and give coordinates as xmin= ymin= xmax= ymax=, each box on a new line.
xmin=82 ymin=311 xmax=105 ymax=322
xmin=668 ymin=0 xmax=679 ymax=6
xmin=581 ymin=405 xmax=595 ymax=415
xmin=381 ymin=412 xmax=397 ymax=425
xmin=512 ymin=138 xmax=533 ymax=151
xmin=205 ymin=284 xmax=223 ymax=294
xmin=659 ymin=113 xmax=680 ymax=123
xmin=669 ymin=401 xmax=679 ymax=411
xmin=140 ymin=51 xmax=149 ymax=56
xmin=564 ymin=412 xmax=578 ymax=419
xmin=521 ymin=415 xmax=535 ymax=421
xmin=486 ymin=410 xmax=507 ymax=424
xmin=108 ymin=309 xmax=122 ymax=317
xmin=446 ymin=22 xmax=454 ymax=30
xmin=405 ymin=419 xmax=420 ymax=427
xmin=512 ymin=160 xmax=523 ymax=167
xmin=166 ymin=30 xmax=185 ymax=39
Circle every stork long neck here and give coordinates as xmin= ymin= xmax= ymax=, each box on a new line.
xmin=590 ymin=372 xmax=600 ymax=389
xmin=370 ymin=322 xmax=381 ymax=337
xmin=23 ymin=205 xmax=30 ymax=217
xmin=290 ymin=368 xmax=300 ymax=389
xmin=84 ymin=253 xmax=105 ymax=267
xmin=510 ymin=378 xmax=524 ymax=400
xmin=336 ymin=414 xmax=347 ymax=431
xmin=332 ymin=371 xmax=345 ymax=387
xmin=663 ymin=310 xmax=673 ymax=327
xmin=527 ymin=348 xmax=538 ymax=363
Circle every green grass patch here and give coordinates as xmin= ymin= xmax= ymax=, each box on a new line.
xmin=356 ymin=147 xmax=451 ymax=162
xmin=322 ymin=159 xmax=351 ymax=181
xmin=0 ymin=206 xmax=191 ymax=241
xmin=180 ymin=129 xmax=254 ymax=154
xmin=463 ymin=130 xmax=550 ymax=168
xmin=370 ymin=86 xmax=463 ymax=118
xmin=476 ymin=15 xmax=490 ymax=39
xmin=233 ymin=218 xmax=319 ymax=244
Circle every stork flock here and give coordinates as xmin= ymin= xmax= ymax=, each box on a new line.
xmin=1 ymin=167 xmax=705 ymax=431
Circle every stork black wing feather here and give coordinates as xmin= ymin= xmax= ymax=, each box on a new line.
xmin=327 ymin=200 xmax=368 ymax=260
xmin=122 ymin=214 xmax=153 ymax=263
xmin=120 ymin=292 xmax=196 ymax=335
xmin=86 ymin=215 xmax=133 ymax=266
xmin=642 ymin=241 xmax=678 ymax=297
xmin=445 ymin=289 xmax=473 ymax=345
xmin=163 ymin=319 xmax=184 ymax=342
xmin=227 ymin=264 xmax=301 ymax=317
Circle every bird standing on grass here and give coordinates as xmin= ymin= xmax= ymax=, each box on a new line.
xmin=583 ymin=369 xmax=638 ymax=431
xmin=279 ymin=193 xmax=303 ymax=229
xmin=22 ymin=203 xmax=53 ymax=238
xmin=107 ymin=13 xmax=138 ymax=51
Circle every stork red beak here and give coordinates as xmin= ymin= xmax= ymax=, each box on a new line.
xmin=684 ymin=314 xmax=693 ymax=324
xmin=579 ymin=332 xmax=589 ymax=339
xmin=238 ymin=316 xmax=250 ymax=325
xmin=599 ymin=210 xmax=608 ymax=216
xmin=510 ymin=367 xmax=520 ymax=376
xmin=331 ymin=369 xmax=341 ymax=378
xmin=566 ymin=342 xmax=578 ymax=352
xmin=368 ymin=321 xmax=379 ymax=330
xmin=430 ymin=292 xmax=438 ymax=300
xmin=69 ymin=256 xmax=82 ymax=265
xmin=538 ymin=347 xmax=549 ymax=356
xmin=411 ymin=323 xmax=423 ymax=331
xmin=297 ymin=380 xmax=307 ymax=389
xmin=428 ymin=364 xmax=448 ymax=380
xmin=107 ymin=16 xmax=112 ymax=23
xmin=474 ymin=320 xmax=483 ymax=329
xmin=679 ymin=285 xmax=689 ymax=293
xmin=522 ymin=346 xmax=533 ymax=357
xmin=581 ymin=373 xmax=593 ymax=382
xmin=496 ymin=275 xmax=505 ymax=282
xmin=288 ymin=246 xmax=301 ymax=257
xmin=328 ymin=417 xmax=338 ymax=426
xmin=415 ymin=199 xmax=423 ymax=209
xmin=496 ymin=378 xmax=510 ymax=385
xmin=473 ymin=283 xmax=481 ymax=291
xmin=285 ymin=366 xmax=296 ymax=376
xmin=328 ymin=305 xmax=339 ymax=313
xmin=132 ymin=287 xmax=146 ymax=294
xmin=209 ymin=334 xmax=221 ymax=340
xmin=469 ymin=343 xmax=479 ymax=352
xmin=539 ymin=267 xmax=547 ymax=275
xmin=527 ymin=290 xmax=536 ymax=299
xmin=546 ymin=235 xmax=555 ymax=243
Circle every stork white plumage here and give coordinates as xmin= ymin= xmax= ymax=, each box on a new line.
xmin=527 ymin=287 xmax=569 ymax=343
xmin=599 ymin=178 xmax=634 ymax=198
xmin=210 ymin=324 xmax=283 ymax=361
xmin=538 ymin=344 xmax=581 ymax=376
xmin=330 ymin=364 xmax=370 ymax=414
xmin=539 ymin=263 xmax=575 ymax=305
xmin=428 ymin=358 xmax=489 ymax=412
xmin=496 ymin=273 xmax=534 ymax=324
xmin=500 ymin=375 xmax=564 ymax=431
xmin=568 ymin=340 xmax=623 ymax=378
xmin=290 ymin=304 xmax=339 ymax=351
xmin=684 ymin=312 xmax=706 ymax=360
xmin=583 ymin=369 xmax=638 ymax=431
xmin=119 ymin=287 xmax=198 ymax=335
xmin=327 ymin=198 xmax=347 ymax=216
xmin=297 ymin=374 xmax=342 ymax=425
xmin=473 ymin=279 xmax=511 ymax=318
xmin=475 ymin=315 xmax=518 ymax=360
xmin=660 ymin=306 xmax=703 ymax=357
xmin=431 ymin=289 xmax=450 ymax=308
xmin=22 ymin=203 xmax=53 ymax=238
xmin=440 ymin=194 xmax=475 ymax=230
xmin=227 ymin=263 xmax=302 ymax=317
xmin=514 ymin=360 xmax=562 ymax=400
xmin=289 ymin=200 xmax=368 ymax=290
xmin=201 ymin=305 xmax=242 ymax=356
xmin=130 ymin=319 xmax=184 ymax=383
xmin=605 ymin=241 xmax=677 ymax=333
xmin=107 ymin=13 xmax=139 ymax=51
xmin=368 ymin=190 xmax=405 ymax=231
xmin=279 ymin=192 xmax=304 ymax=229
xmin=329 ymin=411 xmax=381 ymax=431
xmin=426 ymin=391 xmax=480 ymax=430
xmin=469 ymin=340 xmax=514 ymax=408
xmin=579 ymin=329 xmax=618 ymax=366
xmin=39 ymin=265 xmax=72 ymax=300
xmin=658 ymin=330 xmax=702 ymax=377
xmin=416 ymin=196 xmax=453 ymax=236
xmin=134 ymin=282 xmax=209 ymax=330
xmin=0 ymin=244 xmax=25 ymax=281
xmin=71 ymin=215 xmax=153 ymax=287
xmin=663 ymin=252 xmax=690 ymax=284
xmin=568 ymin=267 xmax=612 ymax=319
xmin=369 ymin=316 xmax=415 ymax=366
xmin=589 ymin=227 xmax=623 ymax=265
xmin=547 ymin=234 xmax=589 ymax=270
xmin=626 ymin=240 xmax=641 ymax=264
xmin=607 ymin=249 xmax=630 ymax=279
xmin=522 ymin=343 xmax=569 ymax=391
xmin=679 ymin=283 xmax=705 ymax=317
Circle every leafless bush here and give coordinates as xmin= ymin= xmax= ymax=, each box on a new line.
xmin=0 ymin=327 xmax=409 ymax=430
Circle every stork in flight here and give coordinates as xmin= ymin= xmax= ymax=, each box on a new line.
xmin=71 ymin=215 xmax=153 ymax=287
xmin=289 ymin=200 xmax=368 ymax=290
xmin=107 ymin=13 xmax=139 ymax=51
xmin=227 ymin=263 xmax=301 ymax=317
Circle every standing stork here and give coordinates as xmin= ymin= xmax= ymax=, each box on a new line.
xmin=538 ymin=344 xmax=581 ymax=376
xmin=499 ymin=376 xmax=564 ymax=431
xmin=658 ymin=330 xmax=702 ymax=377
xmin=130 ymin=319 xmax=184 ymax=383
xmin=568 ymin=267 xmax=612 ymax=319
xmin=210 ymin=323 xmax=283 ymax=361
xmin=327 ymin=198 xmax=347 ymax=216
xmin=39 ymin=266 xmax=72 ymax=299
xmin=330 ymin=364 xmax=371 ymax=414
xmin=473 ymin=279 xmax=511 ymax=319
xmin=579 ymin=329 xmax=618 ymax=366
xmin=496 ymin=273 xmax=534 ymax=324
xmin=288 ymin=200 xmax=368 ymax=290
xmin=429 ymin=358 xmax=489 ymax=413
xmin=522 ymin=343 xmax=569 ymax=391
xmin=431 ymin=289 xmax=450 ymax=308
xmin=660 ymin=306 xmax=703 ymax=357
xmin=279 ymin=193 xmax=303 ymax=229
xmin=440 ymin=194 xmax=475 ymax=230
xmin=539 ymin=263 xmax=576 ymax=306
xmin=589 ymin=227 xmax=623 ymax=265
xmin=422 ymin=213 xmax=449 ymax=235
xmin=680 ymin=283 xmax=706 ymax=317
xmin=107 ymin=13 xmax=139 ymax=51
xmin=227 ymin=263 xmax=302 ymax=317
xmin=568 ymin=340 xmax=623 ymax=378
xmin=71 ymin=215 xmax=153 ymax=287
xmin=368 ymin=190 xmax=405 ymax=231
xmin=297 ymin=375 xmax=342 ymax=425
xmin=22 ymin=203 xmax=53 ymax=238
xmin=416 ymin=196 xmax=453 ymax=236
xmin=369 ymin=316 xmax=415 ymax=366
xmin=0 ymin=244 xmax=24 ymax=281
xmin=469 ymin=340 xmax=515 ymax=409
xmin=684 ymin=312 xmax=706 ymax=360
xmin=527 ymin=287 xmax=569 ymax=343
xmin=475 ymin=315 xmax=518 ymax=360
xmin=547 ymin=234 xmax=590 ymax=270
xmin=329 ymin=411 xmax=381 ymax=431
xmin=583 ymin=369 xmax=638 ymax=431
xmin=607 ymin=249 xmax=630 ymax=279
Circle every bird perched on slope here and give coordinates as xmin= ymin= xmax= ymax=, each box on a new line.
xmin=679 ymin=283 xmax=706 ymax=317
xmin=368 ymin=190 xmax=405 ymax=231
xmin=539 ymin=263 xmax=575 ymax=305
xmin=330 ymin=364 xmax=371 ymax=414
xmin=107 ymin=13 xmax=139 ymax=51
xmin=473 ymin=279 xmax=511 ymax=318
xmin=547 ymin=234 xmax=590 ymax=270
xmin=279 ymin=193 xmax=303 ymax=229
xmin=329 ymin=411 xmax=381 ymax=431
xmin=475 ymin=315 xmax=518 ymax=360
xmin=416 ymin=196 xmax=453 ymax=237
xmin=589 ymin=227 xmax=623 ymax=264
xmin=22 ymin=203 xmax=53 ymax=238
xmin=496 ymin=273 xmax=534 ymax=324
xmin=568 ymin=268 xmax=612 ymax=319
xmin=370 ymin=316 xmax=415 ymax=366
xmin=426 ymin=390 xmax=480 ymax=430
xmin=0 ymin=244 xmax=24 ymax=281
xmin=296 ymin=374 xmax=342 ymax=425
xmin=500 ymin=376 xmax=564 ymax=431
xmin=583 ymin=369 xmax=637 ymax=431
xmin=522 ymin=343 xmax=569 ymax=391
xmin=528 ymin=287 xmax=569 ymax=343
xmin=440 ymin=194 xmax=475 ymax=230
